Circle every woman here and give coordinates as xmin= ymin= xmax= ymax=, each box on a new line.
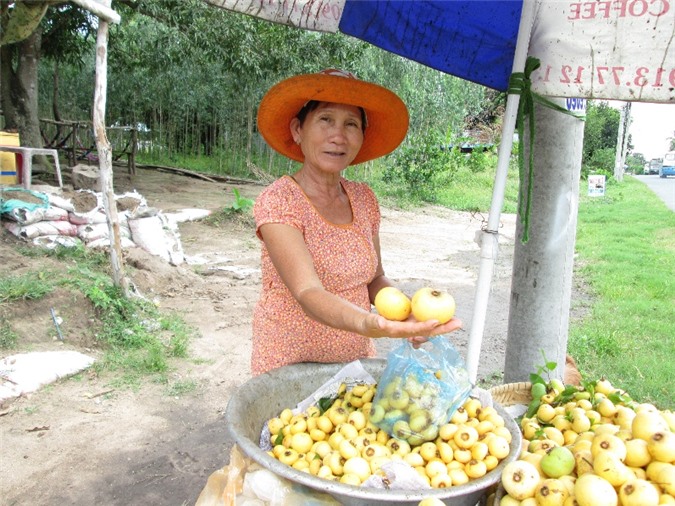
xmin=252 ymin=69 xmax=461 ymax=376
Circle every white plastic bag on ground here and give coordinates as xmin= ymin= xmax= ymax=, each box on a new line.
xmin=0 ymin=351 xmax=95 ymax=402
xmin=165 ymin=208 xmax=212 ymax=223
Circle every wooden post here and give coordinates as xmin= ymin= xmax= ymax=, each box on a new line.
xmin=70 ymin=123 xmax=77 ymax=167
xmin=130 ymin=127 xmax=137 ymax=175
xmin=93 ymin=0 xmax=129 ymax=296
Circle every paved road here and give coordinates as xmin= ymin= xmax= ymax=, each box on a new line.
xmin=633 ymin=174 xmax=675 ymax=211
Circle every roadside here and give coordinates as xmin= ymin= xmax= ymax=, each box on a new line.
xmin=1 ymin=167 xmax=516 ymax=505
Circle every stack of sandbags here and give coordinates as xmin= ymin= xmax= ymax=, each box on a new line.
xmin=0 ymin=188 xmax=187 ymax=265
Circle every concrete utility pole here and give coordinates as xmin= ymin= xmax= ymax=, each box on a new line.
xmin=503 ymin=97 xmax=585 ymax=383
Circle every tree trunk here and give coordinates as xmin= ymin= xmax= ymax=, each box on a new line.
xmin=1 ymin=29 xmax=42 ymax=148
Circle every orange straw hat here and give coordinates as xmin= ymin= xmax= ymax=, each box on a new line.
xmin=257 ymin=69 xmax=409 ymax=165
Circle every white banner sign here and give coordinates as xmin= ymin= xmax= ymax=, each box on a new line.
xmin=529 ymin=0 xmax=675 ymax=102
xmin=203 ymin=0 xmax=343 ymax=32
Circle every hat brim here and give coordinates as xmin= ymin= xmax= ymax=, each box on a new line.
xmin=257 ymin=73 xmax=409 ymax=165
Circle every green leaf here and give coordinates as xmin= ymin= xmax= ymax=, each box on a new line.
xmin=526 ymin=398 xmax=541 ymax=418
xmin=530 ymin=373 xmax=545 ymax=385
xmin=318 ymin=396 xmax=334 ymax=414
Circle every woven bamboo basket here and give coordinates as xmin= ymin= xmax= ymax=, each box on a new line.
xmin=489 ymin=381 xmax=533 ymax=407
xmin=489 ymin=382 xmax=533 ymax=506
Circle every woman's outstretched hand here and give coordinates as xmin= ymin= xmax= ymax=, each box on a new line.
xmin=365 ymin=313 xmax=462 ymax=343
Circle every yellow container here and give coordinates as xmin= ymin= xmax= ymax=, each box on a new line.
xmin=1 ymin=131 xmax=20 ymax=185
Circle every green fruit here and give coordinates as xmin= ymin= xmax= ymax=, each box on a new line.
xmin=531 ymin=382 xmax=547 ymax=400
xmin=541 ymin=446 xmax=576 ymax=478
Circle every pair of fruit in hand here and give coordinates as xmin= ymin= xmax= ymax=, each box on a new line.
xmin=374 ymin=286 xmax=455 ymax=324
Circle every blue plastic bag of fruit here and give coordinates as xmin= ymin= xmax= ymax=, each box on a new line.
xmin=370 ymin=336 xmax=472 ymax=444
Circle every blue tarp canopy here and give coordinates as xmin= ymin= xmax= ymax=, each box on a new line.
xmin=339 ymin=1 xmax=523 ymax=91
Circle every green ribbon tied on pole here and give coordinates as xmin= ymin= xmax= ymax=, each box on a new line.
xmin=508 ymin=57 xmax=586 ymax=243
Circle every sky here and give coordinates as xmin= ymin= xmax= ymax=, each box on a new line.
xmin=624 ymin=102 xmax=674 ymax=160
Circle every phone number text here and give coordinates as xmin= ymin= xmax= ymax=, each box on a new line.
xmin=535 ymin=64 xmax=675 ymax=88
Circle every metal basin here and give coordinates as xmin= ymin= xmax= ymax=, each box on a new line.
xmin=225 ymin=359 xmax=521 ymax=506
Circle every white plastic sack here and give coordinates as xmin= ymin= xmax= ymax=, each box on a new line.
xmin=32 ymin=235 xmax=82 ymax=249
xmin=68 ymin=209 xmax=107 ymax=225
xmin=87 ymin=236 xmax=136 ymax=250
xmin=47 ymin=193 xmax=76 ymax=212
xmin=4 ymin=220 xmax=78 ymax=239
xmin=128 ymin=213 xmax=184 ymax=265
xmin=77 ymin=222 xmax=130 ymax=242
xmin=4 ymin=205 xmax=69 ymax=225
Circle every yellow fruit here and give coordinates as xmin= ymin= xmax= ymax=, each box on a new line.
xmin=618 ymin=478 xmax=660 ymax=506
xmin=571 ymin=413 xmax=592 ymax=434
xmin=537 ymin=403 xmax=557 ymax=423
xmin=597 ymin=397 xmax=618 ymax=418
xmin=279 ymin=448 xmax=300 ymax=466
xmin=411 ymin=287 xmax=456 ymax=324
xmin=648 ymin=431 xmax=675 ymax=463
xmin=594 ymin=378 xmax=615 ymax=395
xmin=521 ymin=451 xmax=545 ymax=476
xmin=646 ymin=460 xmax=671 ymax=482
xmin=465 ymin=459 xmax=488 ymax=479
xmin=324 ymin=451 xmax=345 ymax=476
xmin=661 ymin=410 xmax=675 ymax=432
xmin=290 ymin=432 xmax=314 ymax=454
xmin=543 ymin=426 xmax=566 ymax=447
xmin=591 ymin=433 xmax=627 ymax=461
xmin=614 ymin=405 xmax=637 ymax=431
xmin=656 ymin=463 xmax=675 ymax=496
xmin=573 ymin=449 xmax=594 ymax=476
xmin=454 ymin=426 xmax=479 ymax=449
xmin=425 ymin=459 xmax=448 ymax=479
xmin=470 ymin=441 xmax=489 ymax=461
xmin=574 ymin=473 xmax=618 ymax=506
xmin=535 ymin=478 xmax=569 ymax=506
xmin=593 ymin=450 xmax=633 ymax=487
xmin=625 ymin=438 xmax=652 ymax=468
xmin=501 ymin=460 xmax=540 ymax=500
xmin=632 ymin=410 xmax=669 ymax=442
xmin=499 ymin=495 xmax=521 ymax=506
xmin=374 ymin=287 xmax=411 ymax=321
xmin=448 ymin=467 xmax=470 ymax=486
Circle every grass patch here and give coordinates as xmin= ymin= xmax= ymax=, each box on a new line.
xmin=3 ymin=244 xmax=196 ymax=387
xmin=0 ymin=271 xmax=55 ymax=303
xmin=569 ymin=177 xmax=675 ymax=409
xmin=0 ymin=318 xmax=19 ymax=349
xmin=371 ymin=155 xmax=521 ymax=213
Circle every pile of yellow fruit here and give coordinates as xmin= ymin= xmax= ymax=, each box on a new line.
xmin=265 ymin=382 xmax=514 ymax=489
xmin=496 ymin=379 xmax=674 ymax=506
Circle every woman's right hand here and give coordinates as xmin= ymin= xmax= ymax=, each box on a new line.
xmin=365 ymin=313 xmax=462 ymax=340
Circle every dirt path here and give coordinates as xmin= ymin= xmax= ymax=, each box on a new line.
xmin=0 ymin=167 xmax=516 ymax=505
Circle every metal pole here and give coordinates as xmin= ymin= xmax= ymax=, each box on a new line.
xmin=465 ymin=0 xmax=537 ymax=382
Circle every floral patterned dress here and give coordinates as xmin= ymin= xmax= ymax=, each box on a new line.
xmin=251 ymin=175 xmax=379 ymax=375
